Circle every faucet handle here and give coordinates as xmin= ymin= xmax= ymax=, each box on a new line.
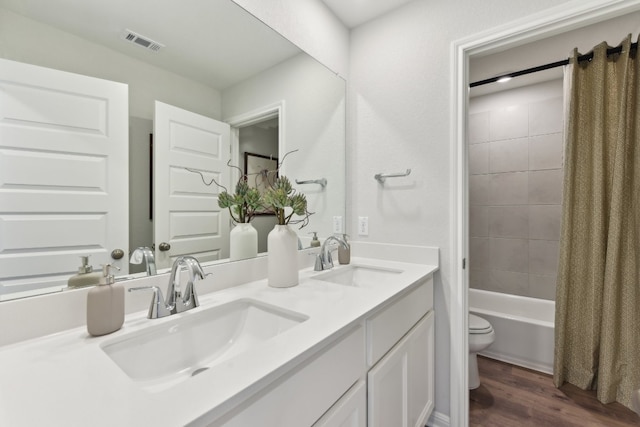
xmin=128 ymin=286 xmax=171 ymax=319
xmin=323 ymin=251 xmax=334 ymax=270
xmin=313 ymin=253 xmax=324 ymax=271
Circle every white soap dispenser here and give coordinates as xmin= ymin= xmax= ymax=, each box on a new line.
xmin=87 ymin=264 xmax=124 ymax=337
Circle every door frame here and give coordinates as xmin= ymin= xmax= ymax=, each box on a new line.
xmin=450 ymin=1 xmax=640 ymax=425
xmin=226 ymin=101 xmax=286 ymax=187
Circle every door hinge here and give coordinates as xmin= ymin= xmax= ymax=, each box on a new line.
xmin=462 ymin=258 xmax=466 ymax=269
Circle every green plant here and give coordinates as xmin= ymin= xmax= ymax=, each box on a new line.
xmin=262 ymin=175 xmax=312 ymax=228
xmin=218 ymin=179 xmax=263 ymax=224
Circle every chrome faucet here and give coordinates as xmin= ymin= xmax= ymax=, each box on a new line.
xmin=130 ymin=246 xmax=157 ymax=276
xmin=315 ymin=235 xmax=349 ymax=271
xmin=129 ymin=256 xmax=205 ymax=319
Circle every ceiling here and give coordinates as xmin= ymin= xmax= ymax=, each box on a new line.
xmin=0 ymin=0 xmax=301 ymax=90
xmin=322 ymin=0 xmax=415 ymax=28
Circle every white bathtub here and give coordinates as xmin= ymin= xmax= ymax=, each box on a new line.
xmin=469 ymin=288 xmax=555 ymax=374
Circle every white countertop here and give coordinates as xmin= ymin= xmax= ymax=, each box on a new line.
xmin=0 ymin=257 xmax=437 ymax=426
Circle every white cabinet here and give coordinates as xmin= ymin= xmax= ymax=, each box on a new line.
xmin=313 ymin=380 xmax=367 ymax=427
xmin=367 ymin=312 xmax=434 ymax=427
xmin=207 ymin=325 xmax=365 ymax=427
xmin=203 ymin=275 xmax=434 ymax=427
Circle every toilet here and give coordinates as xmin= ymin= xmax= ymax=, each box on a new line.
xmin=469 ymin=313 xmax=495 ymax=389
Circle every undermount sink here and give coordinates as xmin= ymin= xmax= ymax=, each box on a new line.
xmin=101 ymin=298 xmax=308 ymax=392
xmin=313 ymin=264 xmax=403 ymax=287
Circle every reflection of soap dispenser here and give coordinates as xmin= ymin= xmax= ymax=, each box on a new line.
xmin=87 ymin=264 xmax=124 ymax=337
xmin=309 ymin=232 xmax=321 ymax=248
xmin=68 ymin=256 xmax=102 ymax=289
xmin=338 ymin=234 xmax=350 ymax=265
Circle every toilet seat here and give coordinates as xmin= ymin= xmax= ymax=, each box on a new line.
xmin=469 ymin=313 xmax=493 ymax=334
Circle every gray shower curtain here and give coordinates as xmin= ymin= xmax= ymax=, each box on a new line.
xmin=554 ymin=34 xmax=640 ymax=409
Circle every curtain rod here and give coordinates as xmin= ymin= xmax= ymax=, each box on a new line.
xmin=469 ymin=41 xmax=638 ymax=88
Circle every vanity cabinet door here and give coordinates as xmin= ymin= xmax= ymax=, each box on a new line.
xmin=313 ymin=380 xmax=366 ymax=427
xmin=367 ymin=311 xmax=434 ymax=427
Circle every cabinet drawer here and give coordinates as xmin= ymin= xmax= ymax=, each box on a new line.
xmin=210 ymin=325 xmax=365 ymax=427
xmin=366 ymin=276 xmax=433 ymax=366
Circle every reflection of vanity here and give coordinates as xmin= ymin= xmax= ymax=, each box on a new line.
xmin=0 ymin=243 xmax=438 ymax=427
xmin=0 ymin=0 xmax=346 ymax=301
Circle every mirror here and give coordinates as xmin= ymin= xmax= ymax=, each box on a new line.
xmin=0 ymin=0 xmax=346 ymax=301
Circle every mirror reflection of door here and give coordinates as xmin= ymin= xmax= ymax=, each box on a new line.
xmin=237 ymin=118 xmax=280 ymax=253
xmin=0 ymin=58 xmax=128 ymax=300
xmin=153 ymin=101 xmax=231 ymax=269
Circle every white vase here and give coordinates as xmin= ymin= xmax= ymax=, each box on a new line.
xmin=230 ymin=222 xmax=258 ymax=261
xmin=267 ymin=224 xmax=299 ymax=288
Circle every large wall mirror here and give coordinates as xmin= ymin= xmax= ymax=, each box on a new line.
xmin=0 ymin=0 xmax=346 ymax=301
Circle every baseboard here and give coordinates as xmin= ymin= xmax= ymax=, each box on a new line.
xmin=427 ymin=411 xmax=450 ymax=427
xmin=480 ymin=350 xmax=553 ymax=375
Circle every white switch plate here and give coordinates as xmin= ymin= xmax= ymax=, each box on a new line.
xmin=358 ymin=216 xmax=369 ymax=236
xmin=332 ymin=216 xmax=343 ymax=234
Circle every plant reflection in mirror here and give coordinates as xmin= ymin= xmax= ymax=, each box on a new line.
xmin=184 ymin=149 xmax=312 ymax=228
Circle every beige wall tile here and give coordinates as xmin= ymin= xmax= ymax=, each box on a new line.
xmin=469 ymin=111 xmax=489 ymax=144
xmin=529 ymin=205 xmax=562 ymax=240
xmin=529 ymin=169 xmax=563 ymax=204
xmin=490 ymin=104 xmax=528 ymax=141
xmin=489 ymin=270 xmax=530 ymax=295
xmin=470 ymin=174 xmax=489 ymax=205
xmin=470 ymin=237 xmax=489 ymax=271
xmin=489 ymin=206 xmax=528 ymax=238
xmin=469 ymin=269 xmax=489 ymax=290
xmin=529 ymin=97 xmax=563 ymax=136
xmin=469 ymin=142 xmax=489 ymax=175
xmin=529 ymin=240 xmax=559 ymax=276
xmin=528 ymin=274 xmax=557 ymax=301
xmin=489 ymin=138 xmax=528 ymax=173
xmin=490 ymin=238 xmax=529 ymax=273
xmin=529 ymin=133 xmax=563 ymax=170
xmin=470 ymin=205 xmax=489 ymax=238
xmin=489 ymin=172 xmax=528 ymax=205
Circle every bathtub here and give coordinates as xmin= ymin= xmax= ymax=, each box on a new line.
xmin=469 ymin=288 xmax=555 ymax=374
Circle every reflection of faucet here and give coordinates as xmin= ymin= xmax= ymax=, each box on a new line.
xmin=130 ymin=247 xmax=157 ymax=276
xmin=315 ymin=235 xmax=349 ymax=271
xmin=129 ymin=256 xmax=205 ymax=319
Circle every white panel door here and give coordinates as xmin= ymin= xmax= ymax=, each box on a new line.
xmin=0 ymin=58 xmax=128 ymax=300
xmin=154 ymin=101 xmax=230 ymax=269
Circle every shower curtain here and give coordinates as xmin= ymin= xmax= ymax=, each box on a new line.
xmin=554 ymin=34 xmax=640 ymax=409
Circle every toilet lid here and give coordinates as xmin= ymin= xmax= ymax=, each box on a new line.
xmin=469 ymin=314 xmax=493 ymax=334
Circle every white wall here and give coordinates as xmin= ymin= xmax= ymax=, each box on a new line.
xmin=222 ymin=53 xmax=346 ymax=240
xmin=0 ymin=8 xmax=221 ymax=120
xmin=231 ymin=0 xmax=350 ymax=78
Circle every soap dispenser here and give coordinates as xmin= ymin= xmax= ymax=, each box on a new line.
xmin=87 ymin=264 xmax=124 ymax=337
xmin=338 ymin=234 xmax=350 ymax=265
xmin=67 ymin=255 xmax=102 ymax=289
xmin=309 ymin=232 xmax=321 ymax=248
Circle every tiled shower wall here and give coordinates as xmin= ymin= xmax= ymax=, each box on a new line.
xmin=468 ymin=80 xmax=563 ymax=301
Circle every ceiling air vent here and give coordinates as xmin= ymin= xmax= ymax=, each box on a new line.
xmin=121 ymin=29 xmax=164 ymax=52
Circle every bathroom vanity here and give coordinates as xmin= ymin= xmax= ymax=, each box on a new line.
xmin=0 ymin=245 xmax=437 ymax=426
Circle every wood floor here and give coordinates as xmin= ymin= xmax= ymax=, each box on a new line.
xmin=470 ymin=356 xmax=640 ymax=427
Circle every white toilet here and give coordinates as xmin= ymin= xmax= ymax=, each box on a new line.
xmin=469 ymin=313 xmax=495 ymax=389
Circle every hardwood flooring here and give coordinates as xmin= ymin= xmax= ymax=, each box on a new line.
xmin=469 ymin=356 xmax=640 ymax=427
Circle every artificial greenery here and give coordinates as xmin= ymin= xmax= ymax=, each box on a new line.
xmin=218 ymin=179 xmax=263 ymax=224
xmin=262 ymin=175 xmax=312 ymax=228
